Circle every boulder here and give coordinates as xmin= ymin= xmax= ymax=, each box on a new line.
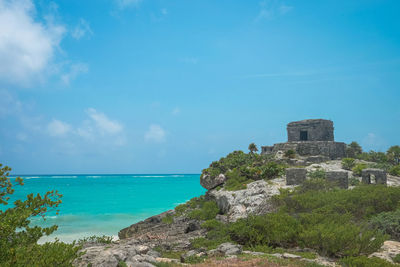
xmin=217 ymin=243 xmax=242 ymax=255
xmin=208 ymin=178 xmax=293 ymax=222
xmin=200 ymin=173 xmax=227 ymax=190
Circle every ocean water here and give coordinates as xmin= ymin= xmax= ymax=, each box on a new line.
xmin=8 ymin=174 xmax=205 ymax=243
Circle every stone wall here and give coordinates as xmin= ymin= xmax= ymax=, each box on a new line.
xmin=262 ymin=141 xmax=346 ymax=159
xmin=286 ymin=168 xmax=307 ymax=185
xmin=287 ymin=119 xmax=334 ymax=142
xmin=326 ymin=170 xmax=349 ymax=189
xmin=362 ymin=168 xmax=387 ymax=185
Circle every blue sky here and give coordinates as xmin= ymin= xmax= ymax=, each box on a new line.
xmin=0 ymin=0 xmax=399 ymax=174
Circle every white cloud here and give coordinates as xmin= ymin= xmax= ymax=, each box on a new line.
xmin=71 ymin=18 xmax=93 ymax=40
xmin=47 ymin=119 xmax=71 ymax=137
xmin=0 ymin=0 xmax=65 ymax=86
xmin=86 ymin=108 xmax=123 ymax=135
xmin=145 ymin=124 xmax=166 ymax=143
xmin=61 ymin=62 xmax=88 ymax=85
xmin=115 ymin=0 xmax=142 ymax=9
xmin=255 ymin=0 xmax=293 ymax=21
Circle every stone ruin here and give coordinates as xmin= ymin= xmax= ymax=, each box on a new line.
xmin=285 ymin=168 xmax=307 ymax=185
xmin=362 ymin=168 xmax=387 ymax=185
xmin=326 ymin=170 xmax=349 ymax=189
xmin=286 ymin=168 xmax=350 ymax=188
xmin=262 ymin=119 xmax=346 ymax=159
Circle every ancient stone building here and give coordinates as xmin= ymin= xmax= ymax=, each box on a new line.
xmin=287 ymin=119 xmax=334 ymax=142
xmin=261 ymin=119 xmax=346 ymax=159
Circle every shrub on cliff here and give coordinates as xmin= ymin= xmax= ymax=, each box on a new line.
xmin=352 ymin=163 xmax=368 ymax=176
xmin=389 ymin=165 xmax=400 ymax=176
xmin=346 ymin=141 xmax=362 ymax=158
xmin=0 ymin=164 xmax=81 ymax=266
xmin=229 ymin=212 xmax=300 ymax=248
xmin=342 ymin=158 xmax=356 ymax=170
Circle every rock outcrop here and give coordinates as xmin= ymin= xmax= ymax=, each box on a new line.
xmin=200 ymin=173 xmax=226 ymax=190
xmin=208 ymin=178 xmax=294 ymax=222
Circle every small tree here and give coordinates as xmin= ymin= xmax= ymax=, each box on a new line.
xmin=0 ymin=164 xmax=80 ymax=266
xmin=387 ymin=145 xmax=400 ymax=164
xmin=346 ymin=142 xmax=362 ymax=158
xmin=248 ymin=143 xmax=258 ymax=154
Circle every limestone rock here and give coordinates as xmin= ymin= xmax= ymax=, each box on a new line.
xmin=200 ymin=173 xmax=227 ymax=190
xmin=282 ymin=253 xmax=302 ymax=259
xmin=216 ymin=242 xmax=242 ymax=255
xmin=370 ymin=240 xmax=400 ymax=263
xmin=208 ymin=178 xmax=294 ymax=222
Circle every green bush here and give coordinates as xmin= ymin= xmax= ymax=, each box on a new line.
xmin=340 ymin=256 xmax=398 ymax=267
xmin=188 ymin=200 xmax=219 ymax=221
xmin=261 ymin=162 xmax=287 ymax=180
xmin=389 ymin=165 xmax=400 ymax=176
xmin=369 ymin=209 xmax=400 ymax=241
xmin=299 ymin=213 xmax=384 ymax=257
xmin=0 ymin=164 xmax=81 ymax=266
xmin=11 ymin=240 xmax=81 ymax=267
xmin=393 ymin=254 xmax=400 ymax=263
xmin=342 ymin=158 xmax=356 ymax=170
xmin=278 ymin=185 xmax=400 ymax=220
xmin=229 ymin=212 xmax=301 ymax=248
xmin=284 ymin=149 xmax=296 ymax=159
xmin=352 ymin=163 xmax=368 ymax=176
xmin=224 ymin=168 xmax=254 ymax=191
xmin=77 ymin=235 xmax=113 ymax=245
xmin=161 ymin=214 xmax=174 ymax=224
xmin=308 ymin=169 xmax=326 ymax=180
xmin=346 ymin=142 xmax=363 ymax=158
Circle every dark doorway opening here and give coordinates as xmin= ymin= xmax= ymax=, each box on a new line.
xmin=300 ymin=131 xmax=308 ymax=141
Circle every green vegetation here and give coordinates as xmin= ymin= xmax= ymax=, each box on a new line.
xmin=77 ymin=235 xmax=113 ymax=245
xmin=201 ymin=150 xmax=287 ymax=191
xmin=393 ymin=254 xmax=400 ymax=263
xmin=188 ymin=200 xmax=219 ymax=220
xmin=190 ymin=179 xmax=400 ymax=259
xmin=346 ymin=141 xmax=363 ymax=158
xmin=0 ymin=164 xmax=82 ymax=266
xmin=389 ymin=165 xmax=400 ymax=176
xmin=284 ymin=149 xmax=296 ymax=159
xmin=352 ymin=163 xmax=368 ymax=176
xmin=341 ymin=158 xmax=356 ymax=170
xmin=162 ymin=214 xmax=174 ymax=224
xmin=248 ymin=143 xmax=258 ymax=154
xmin=369 ymin=209 xmax=400 ymax=241
xmin=173 ymin=195 xmax=220 ymax=221
xmin=307 ymin=169 xmax=326 ymax=179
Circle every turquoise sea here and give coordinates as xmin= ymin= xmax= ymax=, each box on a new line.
xmin=9 ymin=174 xmax=205 ymax=243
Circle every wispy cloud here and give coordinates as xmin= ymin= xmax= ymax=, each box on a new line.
xmin=71 ymin=18 xmax=93 ymax=40
xmin=85 ymin=108 xmax=123 ymax=135
xmin=255 ymin=0 xmax=293 ymax=21
xmin=144 ymin=124 xmax=166 ymax=143
xmin=61 ymin=63 xmax=89 ymax=85
xmin=0 ymin=0 xmax=65 ymax=87
xmin=47 ymin=119 xmax=72 ymax=137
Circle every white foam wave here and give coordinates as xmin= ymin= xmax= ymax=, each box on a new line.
xmin=49 ymin=176 xmax=78 ymax=178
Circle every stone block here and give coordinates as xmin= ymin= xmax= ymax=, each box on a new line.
xmin=286 ymin=168 xmax=307 ymax=185
xmin=326 ymin=170 xmax=349 ymax=189
xmin=362 ymin=168 xmax=387 ymax=185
